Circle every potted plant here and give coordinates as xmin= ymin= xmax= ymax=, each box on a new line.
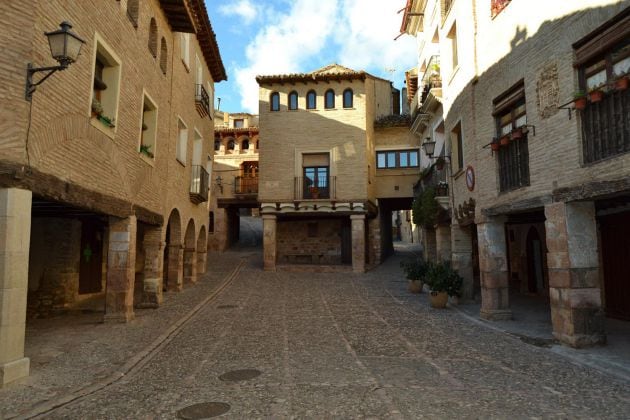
xmin=436 ymin=181 xmax=448 ymax=197
xmin=309 ymin=186 xmax=320 ymax=199
xmin=98 ymin=115 xmax=115 ymax=128
xmin=91 ymin=98 xmax=103 ymax=117
xmin=588 ymin=86 xmax=604 ymax=103
xmin=573 ymin=90 xmax=587 ymax=110
xmin=614 ymin=74 xmax=629 ymax=91
xmin=400 ymin=258 xmax=428 ymax=294
xmin=139 ymin=144 xmax=154 ymax=158
xmin=511 ymin=126 xmax=523 ymax=140
xmin=490 ymin=138 xmax=500 ymax=152
xmin=425 ymin=261 xmax=463 ymax=309
xmin=499 ymin=134 xmax=510 ymax=146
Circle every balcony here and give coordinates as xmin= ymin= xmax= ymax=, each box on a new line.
xmin=189 ymin=165 xmax=209 ymax=204
xmin=195 ymin=84 xmax=210 ymax=117
xmin=294 ymin=176 xmax=336 ymax=200
xmin=234 ymin=176 xmax=259 ymax=195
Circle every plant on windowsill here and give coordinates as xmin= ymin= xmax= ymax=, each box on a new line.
xmin=613 ymin=73 xmax=629 ymax=91
xmin=98 ymin=114 xmax=115 ymax=128
xmin=499 ymin=134 xmax=510 ymax=146
xmin=588 ymin=85 xmax=605 ymax=103
xmin=308 ymin=186 xmax=320 ymax=199
xmin=424 ymin=260 xmax=463 ymax=309
xmin=91 ymin=98 xmax=103 ymax=118
xmin=400 ymin=257 xmax=428 ymax=294
xmin=139 ymin=144 xmax=154 ymax=159
xmin=573 ymin=90 xmax=587 ymax=110
xmin=490 ymin=137 xmax=500 ymax=152
xmin=436 ymin=181 xmax=449 ymax=197
xmin=511 ymin=126 xmax=524 ymax=140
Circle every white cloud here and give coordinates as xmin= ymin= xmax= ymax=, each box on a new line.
xmin=219 ymin=0 xmax=259 ymax=25
xmin=235 ymin=0 xmax=340 ymax=112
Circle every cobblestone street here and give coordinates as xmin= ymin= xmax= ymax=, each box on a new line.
xmin=2 ymin=244 xmax=627 ymax=419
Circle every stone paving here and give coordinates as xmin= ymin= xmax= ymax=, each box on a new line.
xmin=2 ymin=244 xmax=630 ymax=419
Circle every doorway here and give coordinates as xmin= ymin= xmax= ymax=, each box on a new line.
xmin=526 ymin=227 xmax=545 ymax=294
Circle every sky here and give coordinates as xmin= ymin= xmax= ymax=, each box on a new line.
xmin=206 ymin=0 xmax=417 ymax=114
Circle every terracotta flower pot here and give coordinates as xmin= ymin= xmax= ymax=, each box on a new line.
xmin=430 ymin=291 xmax=448 ymax=308
xmin=589 ymin=90 xmax=604 ymax=103
xmin=491 ymin=141 xmax=500 ymax=151
xmin=574 ymin=97 xmax=587 ymax=110
xmin=408 ymin=279 xmax=423 ymax=294
xmin=500 ymin=136 xmax=510 ymax=146
xmin=511 ymin=128 xmax=523 ymax=140
xmin=615 ymin=77 xmax=629 ymax=91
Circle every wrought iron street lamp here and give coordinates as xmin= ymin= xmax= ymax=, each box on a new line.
xmin=25 ymin=21 xmax=85 ymax=101
xmin=422 ymin=137 xmax=437 ymax=158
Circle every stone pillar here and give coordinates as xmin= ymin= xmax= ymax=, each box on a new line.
xmin=435 ymin=224 xmax=452 ymax=262
xmin=262 ymin=214 xmax=277 ymax=271
xmin=0 ymin=188 xmax=32 ymax=387
xmin=197 ymin=248 xmax=207 ymax=276
xmin=167 ymin=243 xmax=183 ymax=291
xmin=140 ymin=226 xmax=163 ymax=308
xmin=477 ymin=216 xmax=511 ymax=320
xmin=104 ymin=216 xmax=136 ymax=323
xmin=452 ymin=224 xmax=474 ymax=301
xmin=545 ymin=202 xmax=605 ymax=347
xmin=351 ymin=214 xmax=366 ymax=273
xmin=183 ymin=245 xmax=197 ymax=285
xmin=423 ymin=227 xmax=437 ymax=262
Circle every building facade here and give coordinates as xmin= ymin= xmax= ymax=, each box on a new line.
xmin=209 ymin=112 xmax=260 ymax=251
xmin=402 ymin=0 xmax=630 ymax=347
xmin=257 ymin=64 xmax=417 ymax=272
xmin=0 ymin=0 xmax=226 ymax=386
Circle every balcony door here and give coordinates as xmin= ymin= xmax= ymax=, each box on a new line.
xmin=303 ymin=153 xmax=330 ymax=199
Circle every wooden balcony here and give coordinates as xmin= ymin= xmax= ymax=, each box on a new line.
xmin=234 ymin=176 xmax=259 ymax=195
xmin=189 ymin=165 xmax=209 ymax=204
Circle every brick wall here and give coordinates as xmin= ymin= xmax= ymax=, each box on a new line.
xmin=277 ymin=219 xmax=343 ymax=265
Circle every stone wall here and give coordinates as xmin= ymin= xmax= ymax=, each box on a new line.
xmin=277 ymin=219 xmax=343 ymax=265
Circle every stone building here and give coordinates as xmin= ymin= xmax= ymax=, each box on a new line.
xmin=401 ymin=0 xmax=630 ymax=347
xmin=209 ymin=112 xmax=260 ymax=251
xmin=0 ymin=0 xmax=226 ymax=386
xmin=256 ymin=64 xmax=418 ymax=272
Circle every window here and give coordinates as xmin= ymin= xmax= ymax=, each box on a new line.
xmin=214 ymin=139 xmax=221 ymax=151
xmin=376 ymin=150 xmax=419 ymax=169
xmin=127 ymin=0 xmax=139 ymax=27
xmin=91 ymin=36 xmax=121 ymax=133
xmin=241 ymin=138 xmax=249 ymax=151
xmin=140 ymin=92 xmax=158 ymax=159
xmin=494 ymin=84 xmax=529 ymax=192
xmin=448 ymin=23 xmax=458 ymax=70
xmin=176 ymin=118 xmax=188 ymax=164
xmin=180 ymin=33 xmax=190 ymax=68
xmin=288 ymin=91 xmax=298 ymax=110
xmin=451 ymin=122 xmax=463 ymax=171
xmin=270 ymin=92 xmax=280 ymax=111
xmin=303 ymin=153 xmax=330 ymax=199
xmin=148 ymin=18 xmax=158 ymax=58
xmin=306 ymin=90 xmax=317 ymax=109
xmin=343 ymin=88 xmax=353 ymax=108
xmin=576 ymin=30 xmax=630 ymax=163
xmin=325 ymin=89 xmax=335 ymax=109
xmin=160 ymin=37 xmax=167 ymax=74
xmin=227 ymin=139 xmax=235 ymax=150
xmin=234 ymin=119 xmax=244 ymax=128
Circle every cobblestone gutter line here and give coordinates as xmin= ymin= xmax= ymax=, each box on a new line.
xmin=14 ymin=260 xmax=245 ymax=420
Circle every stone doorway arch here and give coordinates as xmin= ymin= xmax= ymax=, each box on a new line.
xmin=183 ymin=219 xmax=197 ymax=285
xmin=197 ymin=226 xmax=207 ymax=276
xmin=164 ymin=209 xmax=183 ymax=292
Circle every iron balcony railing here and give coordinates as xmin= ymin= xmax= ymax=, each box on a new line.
xmin=189 ymin=165 xmax=209 ymax=204
xmin=195 ymin=84 xmax=210 ymax=117
xmin=294 ymin=176 xmax=336 ymax=200
xmin=234 ymin=176 xmax=259 ymax=195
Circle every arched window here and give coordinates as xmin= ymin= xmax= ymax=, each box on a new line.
xmin=343 ymin=88 xmax=353 ymax=108
xmin=148 ymin=18 xmax=158 ymax=57
xmin=159 ymin=37 xmax=168 ymax=74
xmin=127 ymin=0 xmax=139 ymax=27
xmin=270 ymin=92 xmax=280 ymax=111
xmin=306 ymin=90 xmax=316 ymax=109
xmin=214 ymin=140 xmax=221 ymax=151
xmin=325 ymin=89 xmax=335 ymax=109
xmin=228 ymin=139 xmax=235 ymax=150
xmin=242 ymin=138 xmax=250 ymax=150
xmin=288 ymin=91 xmax=298 ymax=110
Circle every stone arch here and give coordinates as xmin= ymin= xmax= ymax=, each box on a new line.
xmin=148 ymin=18 xmax=158 ymax=57
xmin=164 ymin=208 xmax=183 ymax=292
xmin=183 ymin=219 xmax=197 ymax=285
xmin=240 ymin=137 xmax=250 ymax=151
xmin=197 ymin=226 xmax=207 ymax=276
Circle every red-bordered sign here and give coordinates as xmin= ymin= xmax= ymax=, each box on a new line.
xmin=466 ymin=165 xmax=475 ymax=192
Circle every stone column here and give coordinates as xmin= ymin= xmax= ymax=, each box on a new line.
xmin=545 ymin=202 xmax=605 ymax=347
xmin=183 ymin=245 xmax=197 ymax=285
xmin=423 ymin=227 xmax=437 ymax=262
xmin=452 ymin=224 xmax=474 ymax=301
xmin=262 ymin=214 xmax=277 ymax=271
xmin=351 ymin=214 xmax=366 ymax=273
xmin=435 ymin=224 xmax=452 ymax=262
xmin=0 ymin=188 xmax=32 ymax=387
xmin=477 ymin=216 xmax=511 ymax=320
xmin=197 ymin=248 xmax=207 ymax=276
xmin=140 ymin=226 xmax=163 ymax=308
xmin=104 ymin=216 xmax=136 ymax=323
xmin=167 ymin=243 xmax=183 ymax=291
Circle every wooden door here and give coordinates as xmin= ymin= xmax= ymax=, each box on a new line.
xmin=79 ymin=219 xmax=104 ymax=294
xmin=600 ymin=211 xmax=630 ymax=320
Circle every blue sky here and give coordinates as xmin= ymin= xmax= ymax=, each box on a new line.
xmin=206 ymin=0 xmax=417 ymax=114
